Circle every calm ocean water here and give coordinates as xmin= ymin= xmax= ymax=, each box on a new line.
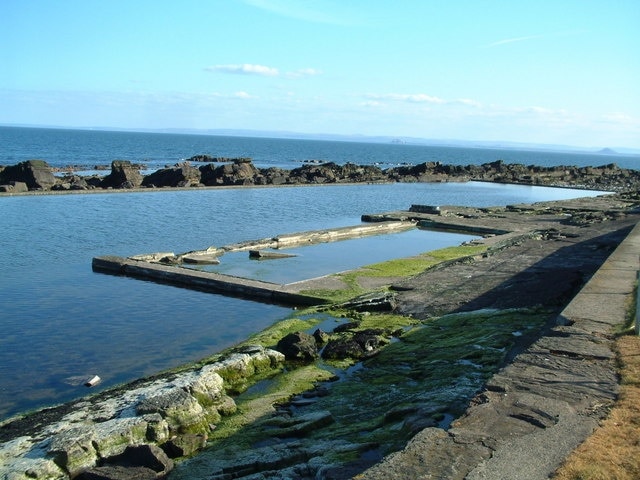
xmin=0 ymin=127 xmax=617 ymax=420
xmin=2 ymin=126 xmax=639 ymax=171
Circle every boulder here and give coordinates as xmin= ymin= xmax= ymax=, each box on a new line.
xmin=199 ymin=159 xmax=260 ymax=186
xmin=142 ymin=162 xmax=201 ymax=188
xmin=321 ymin=338 xmax=364 ymax=360
xmin=321 ymin=331 xmax=387 ymax=360
xmin=0 ymin=160 xmax=56 ymax=190
xmin=52 ymin=174 xmax=90 ymax=191
xmin=136 ymin=387 xmax=210 ymax=435
xmin=259 ymin=166 xmax=290 ymax=185
xmin=102 ymin=160 xmax=143 ymax=189
xmin=276 ymin=331 xmax=319 ymax=362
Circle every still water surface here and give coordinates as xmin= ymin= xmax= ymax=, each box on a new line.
xmin=0 ymin=181 xmax=606 ymax=420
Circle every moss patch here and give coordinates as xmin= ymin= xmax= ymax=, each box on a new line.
xmin=300 ymin=244 xmax=488 ymax=302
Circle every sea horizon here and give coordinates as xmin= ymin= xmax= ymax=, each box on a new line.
xmin=2 ymin=123 xmax=640 ymax=157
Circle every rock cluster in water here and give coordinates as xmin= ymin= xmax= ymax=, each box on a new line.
xmin=1 ymin=157 xmax=639 ymax=193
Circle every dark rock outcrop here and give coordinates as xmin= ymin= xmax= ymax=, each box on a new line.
xmin=0 ymin=159 xmax=57 ymax=190
xmin=199 ymin=158 xmax=260 ymax=186
xmin=321 ymin=330 xmax=388 ymax=360
xmin=142 ymin=162 xmax=201 ymax=188
xmin=3 ymin=158 xmax=640 ymax=193
xmin=101 ymin=160 xmax=143 ymax=189
xmin=186 ymin=154 xmax=252 ymax=163
xmin=276 ymin=331 xmax=319 ymax=362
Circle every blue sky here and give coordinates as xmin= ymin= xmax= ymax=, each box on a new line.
xmin=1 ymin=0 xmax=639 ymax=148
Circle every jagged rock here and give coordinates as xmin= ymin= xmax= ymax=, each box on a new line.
xmin=186 ymin=154 xmax=252 ymax=163
xmin=313 ymin=328 xmax=329 ymax=345
xmin=142 ymin=162 xmax=201 ymax=188
xmin=259 ymin=166 xmax=290 ymax=185
xmin=92 ymin=416 xmax=165 ymax=459
xmin=321 ymin=337 xmax=363 ymax=360
xmin=48 ymin=425 xmax=98 ymax=475
xmin=0 ymin=160 xmax=57 ymax=190
xmin=321 ymin=330 xmax=388 ymax=360
xmin=199 ymin=159 xmax=260 ymax=186
xmin=276 ymin=331 xmax=319 ymax=362
xmin=101 ymin=160 xmax=143 ymax=189
xmin=206 ymin=346 xmax=285 ymax=392
xmin=52 ymin=174 xmax=91 ymax=191
xmin=136 ymin=387 xmax=210 ymax=435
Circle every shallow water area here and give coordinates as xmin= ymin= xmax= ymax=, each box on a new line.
xmin=189 ymin=229 xmax=478 ymax=284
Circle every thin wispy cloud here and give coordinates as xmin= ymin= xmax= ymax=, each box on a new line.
xmin=205 ymin=63 xmax=321 ymax=79
xmin=205 ymin=64 xmax=279 ymax=76
xmin=286 ymin=68 xmax=323 ymax=79
xmin=365 ymin=93 xmax=446 ymax=104
xmin=242 ymin=0 xmax=358 ymax=26
xmin=364 ymin=93 xmax=485 ymax=108
xmin=483 ymin=30 xmax=587 ymax=48
xmin=484 ymin=34 xmax=547 ymax=48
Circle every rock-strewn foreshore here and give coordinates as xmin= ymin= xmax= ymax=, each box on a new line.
xmin=0 ymin=346 xmax=285 ymax=479
xmin=1 ymin=157 xmax=640 ymax=193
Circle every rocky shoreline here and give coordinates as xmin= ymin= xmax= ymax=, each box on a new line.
xmin=2 ymin=190 xmax=640 ymax=479
xmin=2 ymin=157 xmax=640 ymax=194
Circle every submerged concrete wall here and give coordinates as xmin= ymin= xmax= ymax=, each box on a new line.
xmin=92 ymin=221 xmax=417 ymax=306
xmin=92 ymin=255 xmax=329 ymax=306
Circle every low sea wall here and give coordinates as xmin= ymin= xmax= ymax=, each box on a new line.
xmin=92 ymin=221 xmax=416 ymax=306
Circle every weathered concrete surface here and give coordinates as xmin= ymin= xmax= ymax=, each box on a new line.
xmin=92 ymin=255 xmax=329 ymax=306
xmin=92 ymin=221 xmax=415 ymax=306
xmin=359 ymin=199 xmax=640 ymax=480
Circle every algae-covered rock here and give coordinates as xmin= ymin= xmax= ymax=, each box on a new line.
xmin=0 ymin=436 xmax=67 ymax=480
xmin=48 ymin=425 xmax=98 ymax=475
xmin=161 ymin=433 xmax=207 ymax=458
xmin=208 ymin=346 xmax=285 ymax=391
xmin=276 ymin=331 xmax=319 ymax=362
xmin=136 ymin=387 xmax=210 ymax=435
xmin=92 ymin=416 xmax=156 ymax=459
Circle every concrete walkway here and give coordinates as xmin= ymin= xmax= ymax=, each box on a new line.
xmin=361 ymin=220 xmax=640 ymax=480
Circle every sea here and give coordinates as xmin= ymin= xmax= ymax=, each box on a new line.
xmin=0 ymin=126 xmax=636 ymax=421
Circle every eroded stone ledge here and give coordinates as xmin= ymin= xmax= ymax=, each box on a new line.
xmin=0 ymin=346 xmax=284 ymax=479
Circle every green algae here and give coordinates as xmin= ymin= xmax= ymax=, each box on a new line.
xmin=173 ymin=307 xmax=550 ymax=476
xmin=300 ymin=243 xmax=488 ymax=302
xmin=170 ymin=242 xmax=550 ymax=476
xmin=362 ymin=244 xmax=488 ymax=277
xmin=206 ymin=364 xmax=336 ymax=446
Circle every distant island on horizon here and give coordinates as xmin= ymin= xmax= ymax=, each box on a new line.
xmin=2 ymin=123 xmax=640 ymax=156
